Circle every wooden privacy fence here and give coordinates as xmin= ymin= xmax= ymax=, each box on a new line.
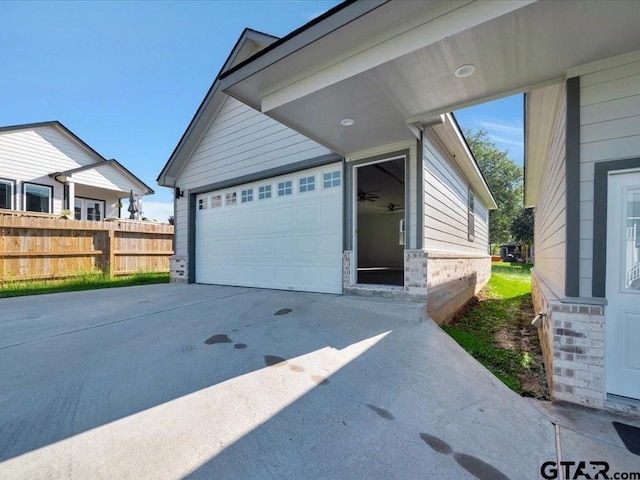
xmin=0 ymin=210 xmax=174 ymax=281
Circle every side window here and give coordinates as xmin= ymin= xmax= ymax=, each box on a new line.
xmin=24 ymin=182 xmax=52 ymax=213
xmin=299 ymin=176 xmax=315 ymax=193
xmin=211 ymin=195 xmax=222 ymax=208
xmin=225 ymin=192 xmax=237 ymax=205
xmin=0 ymin=179 xmax=15 ymax=209
xmin=278 ymin=180 xmax=292 ymax=197
xmin=323 ymin=171 xmax=341 ymax=188
xmin=468 ymin=190 xmax=475 ymax=241
xmin=241 ymin=189 xmax=253 ymax=203
xmin=258 ymin=185 xmax=272 ymax=200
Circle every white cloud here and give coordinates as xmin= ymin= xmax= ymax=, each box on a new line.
xmin=478 ymin=120 xmax=523 ymax=135
xmin=476 ymin=121 xmax=524 ymax=149
xmin=489 ymin=135 xmax=524 ymax=148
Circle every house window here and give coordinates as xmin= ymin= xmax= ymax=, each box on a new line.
xmin=258 ymin=185 xmax=271 ymax=200
xmin=225 ymin=192 xmax=237 ymax=205
xmin=198 ymin=198 xmax=208 ymax=210
xmin=24 ymin=182 xmax=52 ymax=213
xmin=74 ymin=198 xmax=105 ymax=221
xmin=299 ymin=176 xmax=315 ymax=193
xmin=241 ymin=189 xmax=253 ymax=203
xmin=468 ymin=190 xmax=475 ymax=241
xmin=323 ymin=171 xmax=341 ymax=188
xmin=278 ymin=180 xmax=293 ymax=196
xmin=211 ymin=195 xmax=222 ymax=208
xmin=0 ymin=179 xmax=14 ymax=209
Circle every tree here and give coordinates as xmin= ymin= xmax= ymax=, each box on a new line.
xmin=511 ymin=207 xmax=534 ymax=245
xmin=464 ymin=129 xmax=523 ymax=249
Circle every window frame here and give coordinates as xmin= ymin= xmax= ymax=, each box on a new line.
xmin=23 ymin=182 xmax=53 ymax=214
xmin=258 ymin=184 xmax=272 ymax=200
xmin=241 ymin=188 xmax=253 ymax=203
xmin=211 ymin=195 xmax=222 ymax=208
xmin=0 ymin=178 xmax=15 ymax=210
xmin=323 ymin=171 xmax=341 ymax=189
xmin=468 ymin=189 xmax=475 ymax=242
xmin=225 ymin=192 xmax=237 ymax=206
xmin=277 ymin=180 xmax=293 ymax=197
xmin=299 ymin=175 xmax=315 ymax=193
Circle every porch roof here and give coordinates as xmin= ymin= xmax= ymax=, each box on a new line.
xmin=220 ymin=0 xmax=640 ymax=187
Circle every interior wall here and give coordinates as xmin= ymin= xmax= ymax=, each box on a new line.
xmin=357 ymin=212 xmax=404 ymax=267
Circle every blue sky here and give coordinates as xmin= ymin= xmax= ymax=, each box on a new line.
xmin=1 ymin=1 xmax=522 ymax=222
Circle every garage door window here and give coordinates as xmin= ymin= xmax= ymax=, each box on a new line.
xmin=241 ymin=189 xmax=253 ymax=203
xmin=211 ymin=195 xmax=222 ymax=208
xmin=226 ymin=192 xmax=237 ymax=205
xmin=323 ymin=171 xmax=341 ymax=188
xmin=278 ymin=180 xmax=292 ymax=197
xmin=299 ymin=176 xmax=315 ymax=193
xmin=258 ymin=185 xmax=271 ymax=200
xmin=198 ymin=198 xmax=208 ymax=210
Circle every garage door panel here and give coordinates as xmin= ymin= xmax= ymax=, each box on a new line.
xmin=196 ymin=163 xmax=343 ymax=294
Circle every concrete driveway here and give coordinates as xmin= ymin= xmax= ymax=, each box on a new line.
xmin=0 ymin=284 xmax=634 ymax=479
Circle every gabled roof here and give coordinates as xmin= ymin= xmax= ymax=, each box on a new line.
xmin=157 ymin=29 xmax=279 ymax=187
xmin=0 ymin=120 xmax=154 ymax=194
xmin=0 ymin=121 xmax=108 ymax=162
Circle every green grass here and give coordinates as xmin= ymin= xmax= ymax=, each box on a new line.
xmin=442 ymin=262 xmax=542 ymax=396
xmin=0 ymin=272 xmax=169 ymax=298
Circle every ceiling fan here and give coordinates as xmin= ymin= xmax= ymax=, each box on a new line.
xmin=381 ymin=202 xmax=404 ymax=212
xmin=357 ymin=189 xmax=380 ymax=202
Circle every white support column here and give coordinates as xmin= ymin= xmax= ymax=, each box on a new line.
xmin=68 ymin=181 xmax=75 ymax=218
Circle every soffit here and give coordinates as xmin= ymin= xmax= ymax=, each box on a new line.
xmin=223 ymin=0 xmax=640 ymax=157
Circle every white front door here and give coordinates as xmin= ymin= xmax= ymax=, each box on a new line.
xmin=606 ymin=170 xmax=640 ymax=400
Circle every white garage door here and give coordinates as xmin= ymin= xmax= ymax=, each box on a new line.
xmin=195 ymin=164 xmax=343 ymax=294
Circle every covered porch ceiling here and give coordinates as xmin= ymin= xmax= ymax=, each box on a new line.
xmin=220 ymin=0 xmax=640 ymax=157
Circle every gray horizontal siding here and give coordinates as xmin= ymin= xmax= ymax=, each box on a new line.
xmin=423 ymin=133 xmax=489 ymax=255
xmin=534 ymin=85 xmax=567 ymax=292
xmin=579 ymin=52 xmax=640 ymax=296
xmin=173 ymin=95 xmax=331 ymax=256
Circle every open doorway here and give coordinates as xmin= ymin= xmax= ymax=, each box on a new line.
xmin=355 ymin=156 xmax=406 ymax=286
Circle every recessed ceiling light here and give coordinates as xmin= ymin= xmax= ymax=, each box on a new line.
xmin=454 ymin=64 xmax=476 ymax=78
xmin=340 ymin=118 xmax=355 ymax=126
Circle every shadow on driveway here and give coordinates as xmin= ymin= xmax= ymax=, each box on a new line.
xmin=0 ymin=284 xmax=556 ymax=479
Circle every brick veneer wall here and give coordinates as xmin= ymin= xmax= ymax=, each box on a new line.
xmin=532 ymin=269 xmax=606 ymax=409
xmin=170 ymin=255 xmax=188 ymax=283
xmin=426 ymin=252 xmax=491 ymax=324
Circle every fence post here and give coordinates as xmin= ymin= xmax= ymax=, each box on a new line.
xmin=108 ymin=229 xmax=116 ymax=278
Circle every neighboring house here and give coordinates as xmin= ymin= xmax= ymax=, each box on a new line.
xmin=0 ymin=122 xmax=153 ymax=220
xmin=157 ymin=28 xmax=496 ymax=324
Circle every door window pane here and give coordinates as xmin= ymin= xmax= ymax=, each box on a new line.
xmin=74 ymin=199 xmax=82 ymax=220
xmin=24 ymin=183 xmax=52 ymax=213
xmin=87 ymin=201 xmax=102 ymax=221
xmin=624 ymin=189 xmax=640 ymax=290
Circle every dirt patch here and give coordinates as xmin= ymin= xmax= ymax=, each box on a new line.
xmin=448 ymin=289 xmax=549 ymax=400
